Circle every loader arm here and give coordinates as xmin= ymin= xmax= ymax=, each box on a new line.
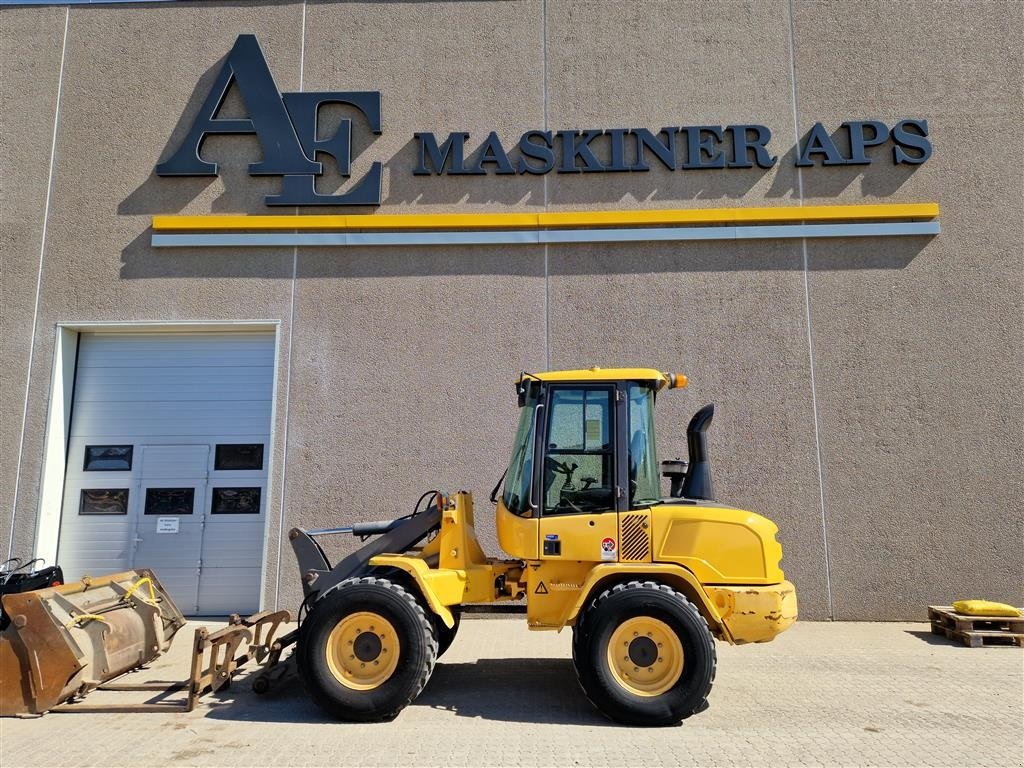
xmin=289 ymin=505 xmax=443 ymax=600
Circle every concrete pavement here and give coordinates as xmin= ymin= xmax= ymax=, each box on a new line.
xmin=1 ymin=619 xmax=1021 ymax=768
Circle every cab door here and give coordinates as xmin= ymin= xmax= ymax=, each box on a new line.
xmin=536 ymin=385 xmax=623 ymax=562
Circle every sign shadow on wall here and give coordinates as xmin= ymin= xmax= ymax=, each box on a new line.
xmin=382 ymin=134 xmax=773 ymax=207
xmin=767 ymin=127 xmax=919 ymax=198
xmin=117 ymin=57 xmax=226 ymax=216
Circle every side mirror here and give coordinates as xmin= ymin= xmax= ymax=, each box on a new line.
xmin=661 ymin=460 xmax=689 ymax=498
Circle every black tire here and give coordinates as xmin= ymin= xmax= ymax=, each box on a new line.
xmin=571 ymin=622 xmax=585 ymax=665
xmin=297 ymin=576 xmax=437 ymax=722
xmin=573 ymin=580 xmax=716 ymax=726
xmin=434 ymin=607 xmax=462 ymax=658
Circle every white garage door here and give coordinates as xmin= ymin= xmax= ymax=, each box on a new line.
xmin=56 ymin=332 xmax=274 ymax=615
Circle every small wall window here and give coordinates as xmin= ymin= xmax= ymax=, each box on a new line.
xmin=145 ymin=488 xmax=194 ymax=515
xmin=214 ymin=444 xmax=264 ymax=471
xmin=211 ymin=487 xmax=261 ymax=514
xmin=84 ymin=445 xmax=133 ymax=471
xmin=79 ymin=489 xmax=129 ymax=515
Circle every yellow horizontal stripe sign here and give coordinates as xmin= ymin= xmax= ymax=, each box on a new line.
xmin=153 ymin=203 xmax=939 ymax=233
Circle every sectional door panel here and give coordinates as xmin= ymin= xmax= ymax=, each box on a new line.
xmin=56 ymin=332 xmax=273 ymax=615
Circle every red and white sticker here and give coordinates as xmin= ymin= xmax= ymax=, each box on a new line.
xmin=600 ymin=537 xmax=617 ymax=560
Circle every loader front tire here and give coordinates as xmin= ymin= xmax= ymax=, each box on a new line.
xmin=298 ymin=577 xmax=437 ymax=722
xmin=573 ymin=580 xmax=716 ymax=726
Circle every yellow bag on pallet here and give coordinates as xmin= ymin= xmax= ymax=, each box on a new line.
xmin=952 ymin=600 xmax=1022 ymax=617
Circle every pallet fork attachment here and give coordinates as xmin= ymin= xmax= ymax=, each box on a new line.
xmin=48 ymin=609 xmax=292 ymax=714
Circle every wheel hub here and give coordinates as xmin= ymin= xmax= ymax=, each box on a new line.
xmin=627 ymin=636 xmax=658 ymax=667
xmin=606 ymin=616 xmax=685 ymax=697
xmin=353 ymin=631 xmax=383 ymax=662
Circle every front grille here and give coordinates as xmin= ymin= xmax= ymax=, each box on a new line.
xmin=620 ymin=513 xmax=650 ymax=561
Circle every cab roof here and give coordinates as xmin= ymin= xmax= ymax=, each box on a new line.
xmin=525 ymin=367 xmax=670 ymax=388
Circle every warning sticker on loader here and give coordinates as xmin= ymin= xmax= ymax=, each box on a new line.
xmin=535 ymin=581 xmax=549 ymax=595
xmin=600 ymin=537 xmax=617 ymax=560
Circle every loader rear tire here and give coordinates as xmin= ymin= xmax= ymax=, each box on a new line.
xmin=573 ymin=580 xmax=716 ymax=726
xmin=297 ymin=577 xmax=437 ymax=722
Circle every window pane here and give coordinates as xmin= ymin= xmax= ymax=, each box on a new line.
xmin=80 ymin=489 xmax=129 ymax=515
xmin=544 ymin=388 xmax=614 ymax=515
xmin=84 ymin=445 xmax=133 ymax=471
xmin=502 ymin=384 xmax=539 ymax=517
xmin=144 ymin=487 xmax=194 ymax=515
xmin=211 ymin=487 xmax=261 ymax=514
xmin=627 ymin=383 xmax=661 ymax=507
xmin=215 ymin=444 xmax=264 ymax=471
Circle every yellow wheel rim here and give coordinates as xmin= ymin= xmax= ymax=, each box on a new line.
xmin=606 ymin=616 xmax=684 ymax=697
xmin=325 ymin=611 xmax=400 ymax=691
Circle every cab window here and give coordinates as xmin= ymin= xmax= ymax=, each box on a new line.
xmin=627 ymin=382 xmax=661 ymax=507
xmin=502 ymin=384 xmax=540 ymax=517
xmin=543 ymin=387 xmax=615 ymax=515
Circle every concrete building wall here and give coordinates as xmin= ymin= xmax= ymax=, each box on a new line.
xmin=1 ymin=0 xmax=1020 ymax=620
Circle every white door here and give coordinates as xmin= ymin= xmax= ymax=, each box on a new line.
xmin=133 ymin=445 xmax=209 ymax=613
xmin=56 ymin=332 xmax=273 ymax=615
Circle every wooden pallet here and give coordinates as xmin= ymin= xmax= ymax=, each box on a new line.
xmin=928 ymin=605 xmax=1024 ymax=648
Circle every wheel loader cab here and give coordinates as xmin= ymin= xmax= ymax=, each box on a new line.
xmin=496 ymin=369 xmax=666 ymax=563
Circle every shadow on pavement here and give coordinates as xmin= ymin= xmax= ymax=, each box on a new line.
xmin=903 ymin=629 xmax=966 ymax=647
xmin=202 ymin=658 xmax=625 ymax=726
xmin=415 ymin=658 xmax=609 ymax=725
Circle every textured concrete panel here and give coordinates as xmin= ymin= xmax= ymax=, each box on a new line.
xmin=277 ymin=1 xmax=548 ymax=607
xmin=544 ymin=1 xmax=829 ymax=617
xmin=302 ymin=0 xmax=545 ymax=214
xmin=792 ymin=0 xmax=1024 ymax=618
xmin=8 ymin=3 xmax=303 ymax=584
xmin=545 ymin=0 xmax=800 ymax=210
xmin=283 ymin=247 xmax=547 ymax=607
xmin=545 ymin=242 xmax=830 ymax=618
xmin=0 ymin=7 xmax=67 ymax=557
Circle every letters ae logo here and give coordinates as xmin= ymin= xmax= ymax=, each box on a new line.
xmin=157 ymin=34 xmax=381 ymax=206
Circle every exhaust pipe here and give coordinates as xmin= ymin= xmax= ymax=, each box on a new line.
xmin=681 ymin=404 xmax=715 ymax=501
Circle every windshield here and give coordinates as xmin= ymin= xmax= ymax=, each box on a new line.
xmin=502 ymin=384 xmax=539 ymax=517
xmin=628 ymin=383 xmax=661 ymax=507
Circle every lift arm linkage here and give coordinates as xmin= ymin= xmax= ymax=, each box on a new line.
xmin=289 ymin=506 xmax=443 ymax=600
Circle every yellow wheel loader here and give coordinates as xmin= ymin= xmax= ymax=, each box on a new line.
xmin=288 ymin=368 xmax=797 ymax=725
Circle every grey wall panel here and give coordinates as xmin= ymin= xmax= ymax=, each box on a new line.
xmin=0 ymin=6 xmax=67 ymax=558
xmin=545 ymin=0 xmax=798 ymax=211
xmin=791 ymin=0 xmax=1024 ymax=618
xmin=283 ymin=245 xmax=548 ymax=608
xmin=303 ymin=0 xmax=546 ymax=215
xmin=543 ymin=0 xmax=830 ymax=617
xmin=545 ymin=240 xmax=831 ymax=619
xmin=273 ymin=1 xmax=550 ymax=608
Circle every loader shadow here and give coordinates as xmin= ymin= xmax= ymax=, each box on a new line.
xmin=414 ymin=658 xmax=610 ymax=725
xmin=202 ymin=658 xmax=646 ymax=726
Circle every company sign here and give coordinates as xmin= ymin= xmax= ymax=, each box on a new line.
xmin=156 ymin=35 xmax=933 ymax=207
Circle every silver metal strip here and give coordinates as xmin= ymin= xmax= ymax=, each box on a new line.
xmin=152 ymin=221 xmax=940 ymax=248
